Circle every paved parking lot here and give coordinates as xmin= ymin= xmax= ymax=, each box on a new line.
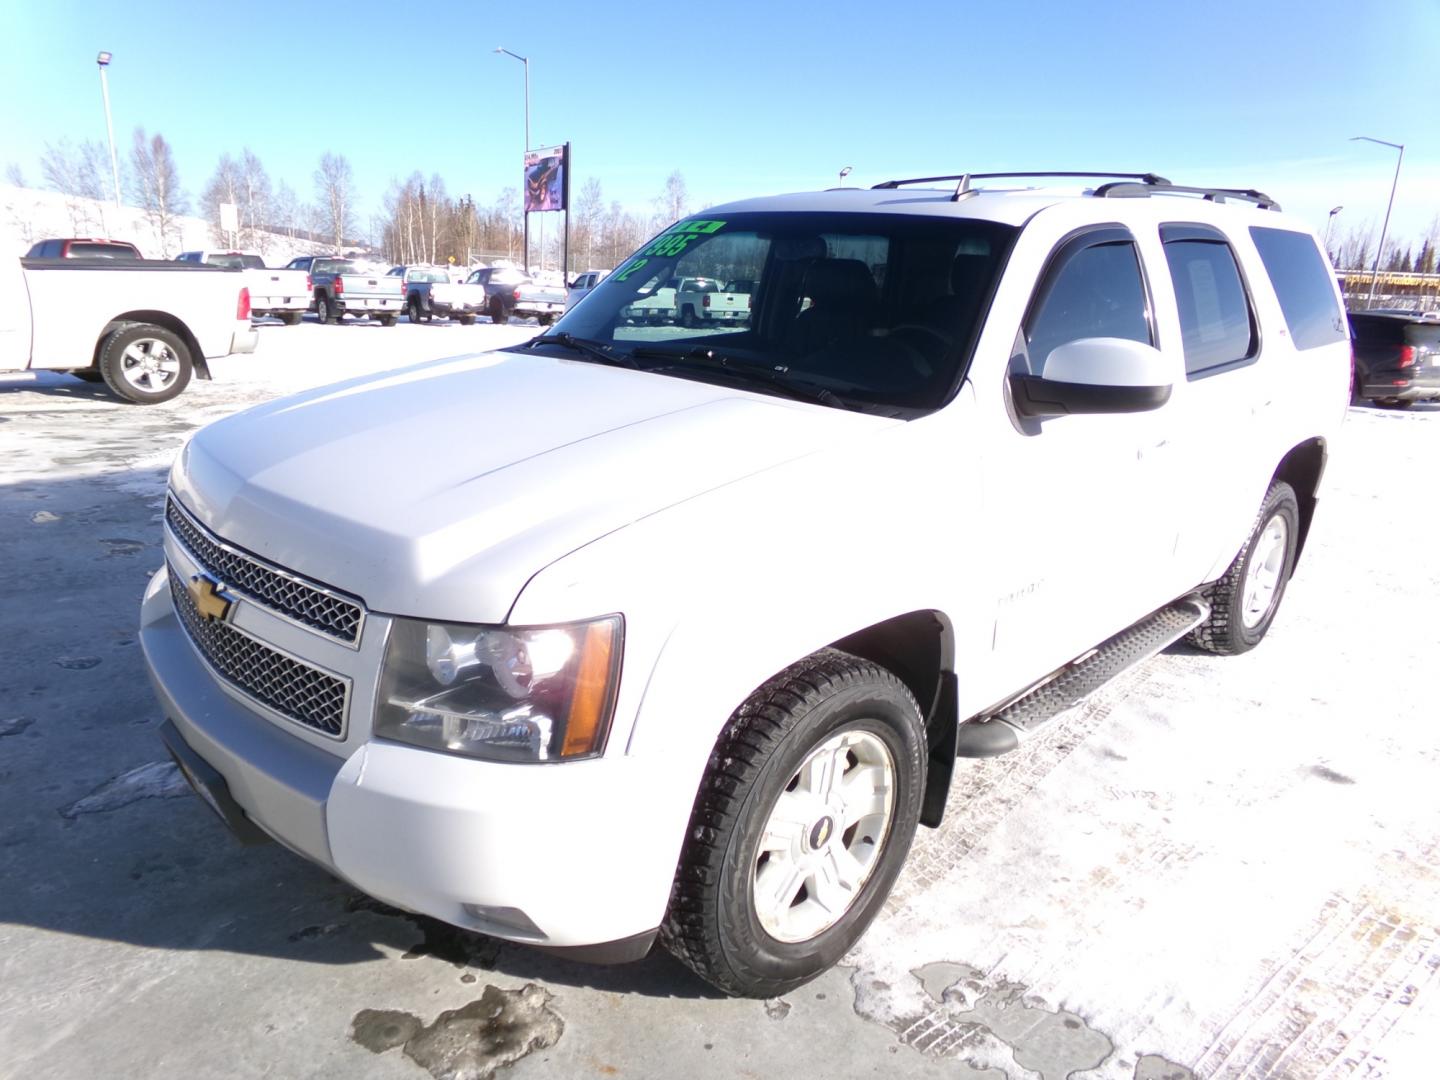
xmin=2 ymin=319 xmax=1437 ymax=1079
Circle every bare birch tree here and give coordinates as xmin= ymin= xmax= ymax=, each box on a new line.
xmin=652 ymin=170 xmax=689 ymax=230
xmin=201 ymin=153 xmax=242 ymax=245
xmin=40 ymin=139 xmax=113 ymax=232
xmin=128 ymin=128 xmax=187 ymax=256
xmin=240 ymin=150 xmax=272 ymax=253
xmin=314 ymin=152 xmax=354 ymax=250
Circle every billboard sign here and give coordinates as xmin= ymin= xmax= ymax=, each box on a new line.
xmin=524 ymin=144 xmax=567 ymax=212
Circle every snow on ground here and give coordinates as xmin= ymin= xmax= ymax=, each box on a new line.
xmin=2 ymin=184 xmax=324 ymax=264
xmin=1 ymin=319 xmax=1437 ymax=1078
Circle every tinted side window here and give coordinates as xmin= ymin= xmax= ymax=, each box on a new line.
xmin=1025 ymin=238 xmax=1151 ymax=371
xmin=1162 ymin=234 xmax=1255 ymax=376
xmin=1249 ymin=227 xmax=1347 ymax=351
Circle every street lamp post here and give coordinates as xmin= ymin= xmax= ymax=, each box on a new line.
xmin=1350 ymin=136 xmax=1404 ymax=309
xmin=96 ymin=52 xmax=122 ymax=213
xmin=1325 ymin=205 xmax=1342 ymax=258
xmin=495 ymin=47 xmax=530 ymax=273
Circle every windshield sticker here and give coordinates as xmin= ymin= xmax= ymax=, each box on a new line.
xmin=612 ymin=257 xmax=649 ymax=282
xmin=638 ymin=219 xmax=729 ymax=259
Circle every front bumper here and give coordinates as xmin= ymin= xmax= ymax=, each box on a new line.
xmin=139 ymin=564 xmax=674 ymax=950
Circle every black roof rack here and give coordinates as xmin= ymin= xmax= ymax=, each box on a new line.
xmin=1092 ymin=180 xmax=1280 ymax=210
xmin=869 ymin=171 xmax=1279 ymax=210
xmin=871 ymin=171 xmax=1171 ymax=195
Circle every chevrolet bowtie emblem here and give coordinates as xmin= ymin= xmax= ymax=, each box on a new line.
xmin=188 ymin=574 xmax=234 ymax=622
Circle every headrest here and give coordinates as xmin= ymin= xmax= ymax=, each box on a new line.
xmin=803 ymin=259 xmax=877 ymax=305
xmin=950 ymin=252 xmax=992 ymax=297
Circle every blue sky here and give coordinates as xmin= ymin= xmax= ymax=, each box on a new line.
xmin=4 ymin=0 xmax=1437 ymax=248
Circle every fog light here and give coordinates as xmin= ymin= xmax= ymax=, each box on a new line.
xmin=461 ymin=903 xmax=546 ymax=939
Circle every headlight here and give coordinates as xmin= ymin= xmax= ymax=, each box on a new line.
xmin=375 ymin=615 xmax=622 ymax=763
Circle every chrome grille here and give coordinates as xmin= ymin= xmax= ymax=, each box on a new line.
xmin=169 ymin=564 xmax=348 ymax=737
xmin=166 ymin=497 xmax=363 ymax=645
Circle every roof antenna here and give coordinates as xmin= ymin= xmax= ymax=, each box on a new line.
xmin=951 ymin=173 xmax=972 ymax=202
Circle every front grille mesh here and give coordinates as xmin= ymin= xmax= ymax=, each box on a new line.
xmin=169 ymin=565 xmax=348 ymax=736
xmin=166 ymin=498 xmax=362 ymax=644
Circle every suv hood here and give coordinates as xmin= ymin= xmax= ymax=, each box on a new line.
xmin=172 ymin=350 xmax=891 ymax=622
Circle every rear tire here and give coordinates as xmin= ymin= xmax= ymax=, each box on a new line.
xmin=98 ymin=324 xmax=193 ymax=404
xmin=280 ymin=311 xmax=304 ymax=326
xmin=1189 ymin=480 xmax=1299 ymax=655
xmin=458 ymin=314 xmax=476 ymax=326
xmin=661 ymin=649 xmax=925 ymax=998
xmin=316 ymin=293 xmax=337 ymax=325
xmin=377 ymin=314 xmax=397 ymax=327
xmin=490 ymin=298 xmax=508 ymax=325
xmin=408 ymin=297 xmax=424 ymax=324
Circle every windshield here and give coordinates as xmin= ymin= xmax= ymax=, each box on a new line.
xmin=315 ymin=259 xmax=377 ymax=275
xmin=540 ymin=211 xmax=1015 ymax=414
xmin=203 ymin=253 xmax=264 ymax=269
xmin=69 ymin=242 xmax=141 ymax=259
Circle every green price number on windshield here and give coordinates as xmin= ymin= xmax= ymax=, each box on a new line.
xmin=639 ymin=219 xmax=729 ymax=259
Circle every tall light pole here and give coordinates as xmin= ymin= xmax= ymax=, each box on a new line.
xmin=1325 ymin=205 xmax=1342 ymax=257
xmin=495 ymin=47 xmax=530 ymax=273
xmin=1350 ymin=136 xmax=1404 ymax=309
xmin=96 ymin=51 xmax=122 ymax=212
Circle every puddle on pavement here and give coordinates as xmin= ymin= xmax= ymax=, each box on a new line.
xmin=852 ymin=960 xmax=1117 ymax=1080
xmin=351 ymin=983 xmax=563 ymax=1080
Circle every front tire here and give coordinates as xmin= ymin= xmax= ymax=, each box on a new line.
xmin=662 ymin=649 xmax=925 ymax=998
xmin=98 ymin=324 xmax=193 ymax=404
xmin=1189 ymin=480 xmax=1299 ymax=655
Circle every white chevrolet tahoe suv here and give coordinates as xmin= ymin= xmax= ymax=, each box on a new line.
xmin=141 ymin=172 xmax=1350 ymax=997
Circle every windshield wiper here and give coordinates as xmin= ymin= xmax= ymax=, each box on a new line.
xmin=629 ymin=345 xmax=850 ymax=408
xmin=527 ymin=332 xmax=640 ymax=369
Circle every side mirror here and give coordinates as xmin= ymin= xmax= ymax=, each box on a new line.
xmin=1011 ymin=337 xmax=1172 ymax=418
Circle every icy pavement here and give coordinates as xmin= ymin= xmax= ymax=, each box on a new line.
xmin=1 ymin=319 xmax=1437 ymax=1078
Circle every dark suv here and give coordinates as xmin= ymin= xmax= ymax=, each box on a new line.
xmin=1349 ymin=310 xmax=1440 ymax=407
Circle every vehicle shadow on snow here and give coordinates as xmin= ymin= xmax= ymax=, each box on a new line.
xmin=0 ymin=466 xmax=719 ymax=1001
xmin=0 ymin=371 xmax=123 ymax=403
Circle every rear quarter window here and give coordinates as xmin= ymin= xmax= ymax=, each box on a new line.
xmin=1249 ymin=227 xmax=1347 ymax=351
xmin=1161 ymin=226 xmax=1256 ymax=376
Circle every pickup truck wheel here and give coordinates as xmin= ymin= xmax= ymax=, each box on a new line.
xmin=458 ymin=314 xmax=476 ymax=325
xmin=489 ymin=298 xmax=508 ymax=325
xmin=662 ymin=648 xmax=925 ymax=997
xmin=98 ymin=324 xmax=193 ymax=404
xmin=680 ymin=306 xmax=699 ymax=328
xmin=280 ymin=311 xmax=304 ymax=326
xmin=377 ymin=314 xmax=397 ymax=327
xmin=1189 ymin=480 xmax=1299 ymax=655
xmin=316 ymin=294 xmax=336 ymax=324
xmin=537 ymin=313 xmax=556 ymax=327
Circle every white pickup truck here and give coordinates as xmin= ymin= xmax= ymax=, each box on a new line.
xmin=676 ymin=278 xmax=751 ymax=326
xmin=176 ymin=252 xmax=311 ymax=325
xmin=2 ymin=256 xmax=257 ymax=402
xmin=143 ymin=173 xmax=1350 ymax=997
